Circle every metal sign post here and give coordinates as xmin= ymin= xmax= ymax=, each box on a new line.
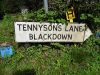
xmin=43 ymin=0 xmax=48 ymax=13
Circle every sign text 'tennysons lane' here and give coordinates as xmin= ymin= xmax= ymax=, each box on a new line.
xmin=14 ymin=22 xmax=92 ymax=42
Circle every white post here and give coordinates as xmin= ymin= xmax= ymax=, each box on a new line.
xmin=43 ymin=0 xmax=48 ymax=13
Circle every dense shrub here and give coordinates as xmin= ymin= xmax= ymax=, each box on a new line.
xmin=0 ymin=0 xmax=100 ymax=75
xmin=0 ymin=0 xmax=43 ymax=14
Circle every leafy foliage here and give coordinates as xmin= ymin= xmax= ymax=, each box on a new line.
xmin=0 ymin=15 xmax=15 ymax=43
xmin=0 ymin=0 xmax=100 ymax=75
xmin=0 ymin=11 xmax=100 ymax=75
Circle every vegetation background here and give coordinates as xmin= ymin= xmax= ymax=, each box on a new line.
xmin=0 ymin=0 xmax=100 ymax=75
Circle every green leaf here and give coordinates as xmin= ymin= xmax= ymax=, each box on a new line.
xmin=80 ymin=14 xmax=87 ymax=20
xmin=94 ymin=17 xmax=100 ymax=22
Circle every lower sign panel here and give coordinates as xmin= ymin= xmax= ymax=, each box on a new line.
xmin=14 ymin=22 xmax=92 ymax=42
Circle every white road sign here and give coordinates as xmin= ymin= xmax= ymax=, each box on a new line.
xmin=14 ymin=22 xmax=92 ymax=42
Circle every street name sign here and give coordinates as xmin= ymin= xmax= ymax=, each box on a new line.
xmin=14 ymin=22 xmax=92 ymax=42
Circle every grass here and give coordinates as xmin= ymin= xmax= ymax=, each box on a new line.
xmin=0 ymin=13 xmax=100 ymax=75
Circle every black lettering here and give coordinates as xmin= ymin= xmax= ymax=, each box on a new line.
xmin=52 ymin=34 xmax=57 ymax=40
xmin=27 ymin=24 xmax=32 ymax=31
xmin=33 ymin=24 xmax=37 ymax=31
xmin=38 ymin=25 xmax=43 ymax=31
xmin=48 ymin=25 xmax=52 ymax=31
xmin=79 ymin=26 xmax=84 ymax=32
xmin=69 ymin=26 xmax=84 ymax=32
xmin=23 ymin=24 xmax=27 ymax=31
xmin=34 ymin=34 xmax=37 ymax=40
xmin=53 ymin=25 xmax=57 ymax=31
xmin=58 ymin=25 xmax=62 ymax=31
xmin=43 ymin=34 xmax=47 ymax=40
xmin=69 ymin=26 xmax=73 ymax=31
xmin=39 ymin=34 xmax=43 ymax=40
xmin=62 ymin=34 xmax=68 ymax=39
xmin=17 ymin=24 xmax=22 ymax=31
xmin=44 ymin=25 xmax=47 ymax=31
xmin=68 ymin=34 xmax=72 ymax=40
xmin=62 ymin=34 xmax=72 ymax=40
xmin=48 ymin=34 xmax=52 ymax=39
xmin=29 ymin=34 xmax=33 ymax=40
xmin=57 ymin=34 xmax=61 ymax=39
xmin=74 ymin=26 xmax=79 ymax=32
xmin=65 ymin=25 xmax=69 ymax=31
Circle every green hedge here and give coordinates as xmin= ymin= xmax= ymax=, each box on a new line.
xmin=0 ymin=8 xmax=100 ymax=75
